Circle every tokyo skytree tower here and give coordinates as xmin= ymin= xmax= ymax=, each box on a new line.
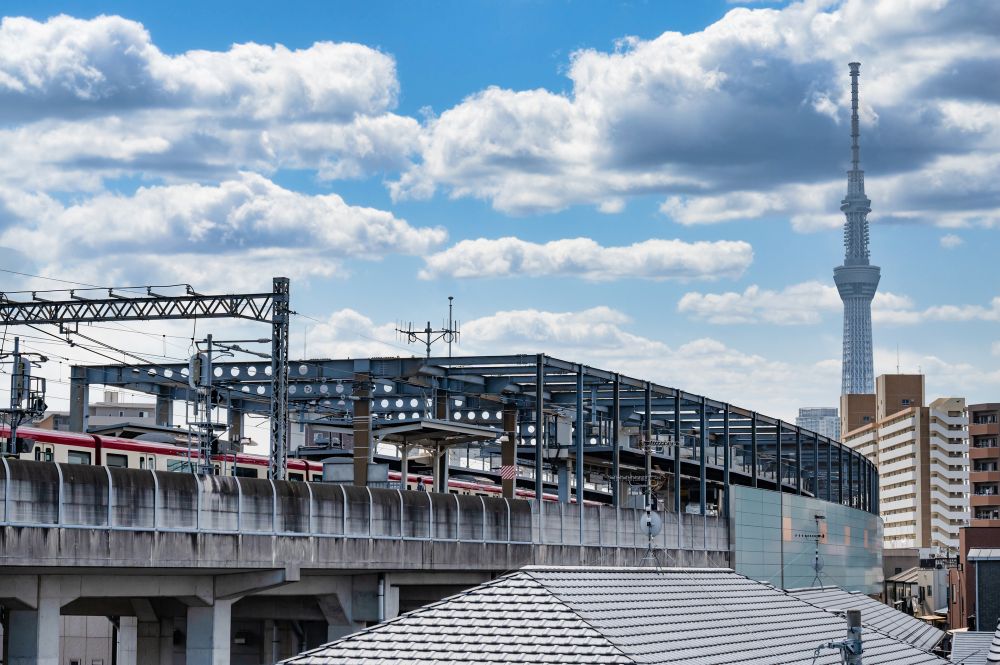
xmin=834 ymin=62 xmax=880 ymax=395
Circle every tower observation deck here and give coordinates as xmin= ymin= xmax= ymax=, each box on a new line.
xmin=834 ymin=62 xmax=880 ymax=395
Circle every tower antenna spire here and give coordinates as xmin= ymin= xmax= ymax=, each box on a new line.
xmin=849 ymin=62 xmax=861 ymax=172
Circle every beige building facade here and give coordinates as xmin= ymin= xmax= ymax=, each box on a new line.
xmin=843 ymin=375 xmax=969 ymax=550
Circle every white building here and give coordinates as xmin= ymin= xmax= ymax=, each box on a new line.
xmin=843 ymin=378 xmax=969 ymax=551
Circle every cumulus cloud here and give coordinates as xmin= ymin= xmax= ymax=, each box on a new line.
xmin=675 ymin=280 xmax=994 ymax=326
xmin=0 ymin=173 xmax=446 ymax=288
xmin=418 ymin=237 xmax=753 ymax=281
xmin=0 ymin=15 xmax=419 ymax=189
xmin=392 ymin=0 xmax=1000 ymax=230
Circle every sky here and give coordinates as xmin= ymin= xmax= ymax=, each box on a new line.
xmin=0 ymin=0 xmax=998 ymax=430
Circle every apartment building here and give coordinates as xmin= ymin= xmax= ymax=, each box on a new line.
xmin=969 ymin=403 xmax=1000 ymax=525
xmin=796 ymin=407 xmax=841 ymax=441
xmin=842 ymin=375 xmax=969 ymax=550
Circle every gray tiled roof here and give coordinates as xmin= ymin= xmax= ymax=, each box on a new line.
xmin=284 ymin=567 xmax=949 ymax=665
xmin=788 ymin=586 xmax=945 ymax=652
xmin=951 ymin=631 xmax=995 ymax=664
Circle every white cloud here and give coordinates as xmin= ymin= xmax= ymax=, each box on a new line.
xmin=676 ymin=279 xmax=997 ymax=326
xmin=391 ymin=0 xmax=1000 ymax=231
xmin=0 ymin=15 xmax=420 ymax=189
xmin=0 ymin=173 xmax=446 ymax=288
xmin=418 ymin=237 xmax=753 ymax=281
xmin=939 ymin=233 xmax=963 ymax=248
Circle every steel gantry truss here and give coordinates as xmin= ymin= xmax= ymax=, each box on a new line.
xmin=74 ymin=352 xmax=878 ymax=515
xmin=0 ymin=277 xmax=291 ymax=479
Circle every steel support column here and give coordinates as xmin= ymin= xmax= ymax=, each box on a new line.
xmin=534 ymin=355 xmax=545 ymax=505
xmin=837 ymin=445 xmax=844 ymax=505
xmin=751 ymin=412 xmax=758 ymax=489
xmin=673 ymin=391 xmax=681 ymax=513
xmin=352 ymin=371 xmax=371 ymax=487
xmin=795 ymin=428 xmax=803 ymax=495
xmin=268 ymin=276 xmax=290 ymax=480
xmin=699 ymin=396 xmax=707 ymax=515
xmin=575 ymin=367 xmax=585 ymax=510
xmin=812 ymin=434 xmax=820 ymax=498
xmin=155 ymin=386 xmax=173 ymax=428
xmin=722 ymin=405 xmax=731 ymax=518
xmin=69 ymin=366 xmax=88 ymax=433
xmin=611 ymin=375 xmax=620 ymax=508
xmin=645 ymin=384 xmax=652 ymax=511
xmin=502 ymin=403 xmax=517 ymax=499
xmin=826 ymin=440 xmax=833 ymax=502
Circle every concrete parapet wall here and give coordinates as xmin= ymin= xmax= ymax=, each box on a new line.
xmin=0 ymin=459 xmax=730 ymax=570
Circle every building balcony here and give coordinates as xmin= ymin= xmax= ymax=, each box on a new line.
xmin=970 ymin=494 xmax=1000 ymax=507
xmin=971 ymin=471 xmax=1000 ymax=483
xmin=970 ymin=447 xmax=1000 ymax=460
xmin=971 ymin=518 xmax=1000 ymax=528
xmin=970 ymin=422 xmax=999 ymax=437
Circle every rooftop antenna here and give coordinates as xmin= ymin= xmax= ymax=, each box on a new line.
xmin=896 ymin=344 xmax=900 ymax=374
xmin=396 ymin=297 xmax=460 ymax=358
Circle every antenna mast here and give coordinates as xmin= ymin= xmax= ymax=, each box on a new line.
xmin=396 ymin=297 xmax=460 ymax=358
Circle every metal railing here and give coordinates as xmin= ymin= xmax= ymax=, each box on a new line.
xmin=0 ymin=459 xmax=728 ymax=551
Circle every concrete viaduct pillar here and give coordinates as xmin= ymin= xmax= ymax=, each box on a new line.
xmin=7 ymin=576 xmax=62 ymax=665
xmin=186 ymin=600 xmax=235 ymax=665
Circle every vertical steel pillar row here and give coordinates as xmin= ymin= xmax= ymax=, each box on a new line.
xmin=673 ymin=391 xmax=681 ymax=514
xmin=434 ymin=388 xmax=449 ymax=493
xmin=575 ymin=367 xmax=585 ymax=509
xmin=611 ymin=375 xmax=620 ymax=508
xmin=69 ymin=366 xmax=89 ymax=433
xmin=502 ymin=403 xmax=517 ymax=499
xmin=228 ymin=402 xmax=243 ymax=449
xmin=722 ymin=405 xmax=730 ymax=518
xmin=269 ymin=276 xmax=290 ymax=480
xmin=699 ymin=396 xmax=707 ymax=516
xmin=751 ymin=413 xmax=758 ymax=489
xmin=534 ymin=355 xmax=545 ymax=505
xmin=795 ymin=428 xmax=803 ymax=495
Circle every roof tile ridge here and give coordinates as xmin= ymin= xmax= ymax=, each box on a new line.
xmin=522 ymin=569 xmax=638 ymax=664
xmin=280 ymin=570 xmax=536 ymax=662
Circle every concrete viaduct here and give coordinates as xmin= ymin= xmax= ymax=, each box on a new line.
xmin=0 ymin=459 xmax=729 ymax=664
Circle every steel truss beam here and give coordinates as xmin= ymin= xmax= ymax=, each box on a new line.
xmin=1 ymin=278 xmax=291 ymax=479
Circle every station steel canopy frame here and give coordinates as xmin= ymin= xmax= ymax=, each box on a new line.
xmin=71 ymin=352 xmax=878 ymax=519
xmin=0 ymin=277 xmax=291 ymax=480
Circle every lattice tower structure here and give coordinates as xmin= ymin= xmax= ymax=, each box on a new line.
xmin=834 ymin=62 xmax=881 ymax=395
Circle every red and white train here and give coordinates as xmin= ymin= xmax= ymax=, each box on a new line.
xmin=0 ymin=425 xmax=577 ymax=502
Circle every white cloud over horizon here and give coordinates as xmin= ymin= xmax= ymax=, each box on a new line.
xmin=0 ymin=172 xmax=446 ymax=289
xmin=418 ymin=237 xmax=753 ymax=281
xmin=677 ymin=280 xmax=1000 ymax=326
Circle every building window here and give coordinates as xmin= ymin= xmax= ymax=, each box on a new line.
xmin=902 ymin=399 xmax=911 ymax=406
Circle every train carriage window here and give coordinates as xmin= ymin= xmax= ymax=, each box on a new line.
xmin=147 ymin=457 xmax=156 ymax=470
xmin=287 ymin=472 xmax=304 ymax=482
xmin=106 ymin=453 xmax=128 ymax=468
xmin=68 ymin=450 xmax=92 ymax=465
xmin=234 ymin=466 xmax=258 ymax=479
xmin=45 ymin=447 xmax=53 ymax=462
xmin=139 ymin=457 xmax=145 ymax=470
xmin=34 ymin=447 xmax=41 ymax=461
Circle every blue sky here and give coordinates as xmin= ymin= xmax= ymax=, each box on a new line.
xmin=0 ymin=0 xmax=997 ymax=421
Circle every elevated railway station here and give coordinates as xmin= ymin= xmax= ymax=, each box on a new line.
xmin=71 ymin=353 xmax=878 ymax=516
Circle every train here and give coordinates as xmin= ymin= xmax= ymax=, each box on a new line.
xmin=0 ymin=425 xmax=577 ymax=502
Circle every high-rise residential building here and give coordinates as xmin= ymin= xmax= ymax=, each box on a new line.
xmin=795 ymin=407 xmax=841 ymax=441
xmin=968 ymin=403 xmax=1000 ymax=525
xmin=842 ymin=374 xmax=969 ymax=550
xmin=835 ymin=62 xmax=880 ymax=396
